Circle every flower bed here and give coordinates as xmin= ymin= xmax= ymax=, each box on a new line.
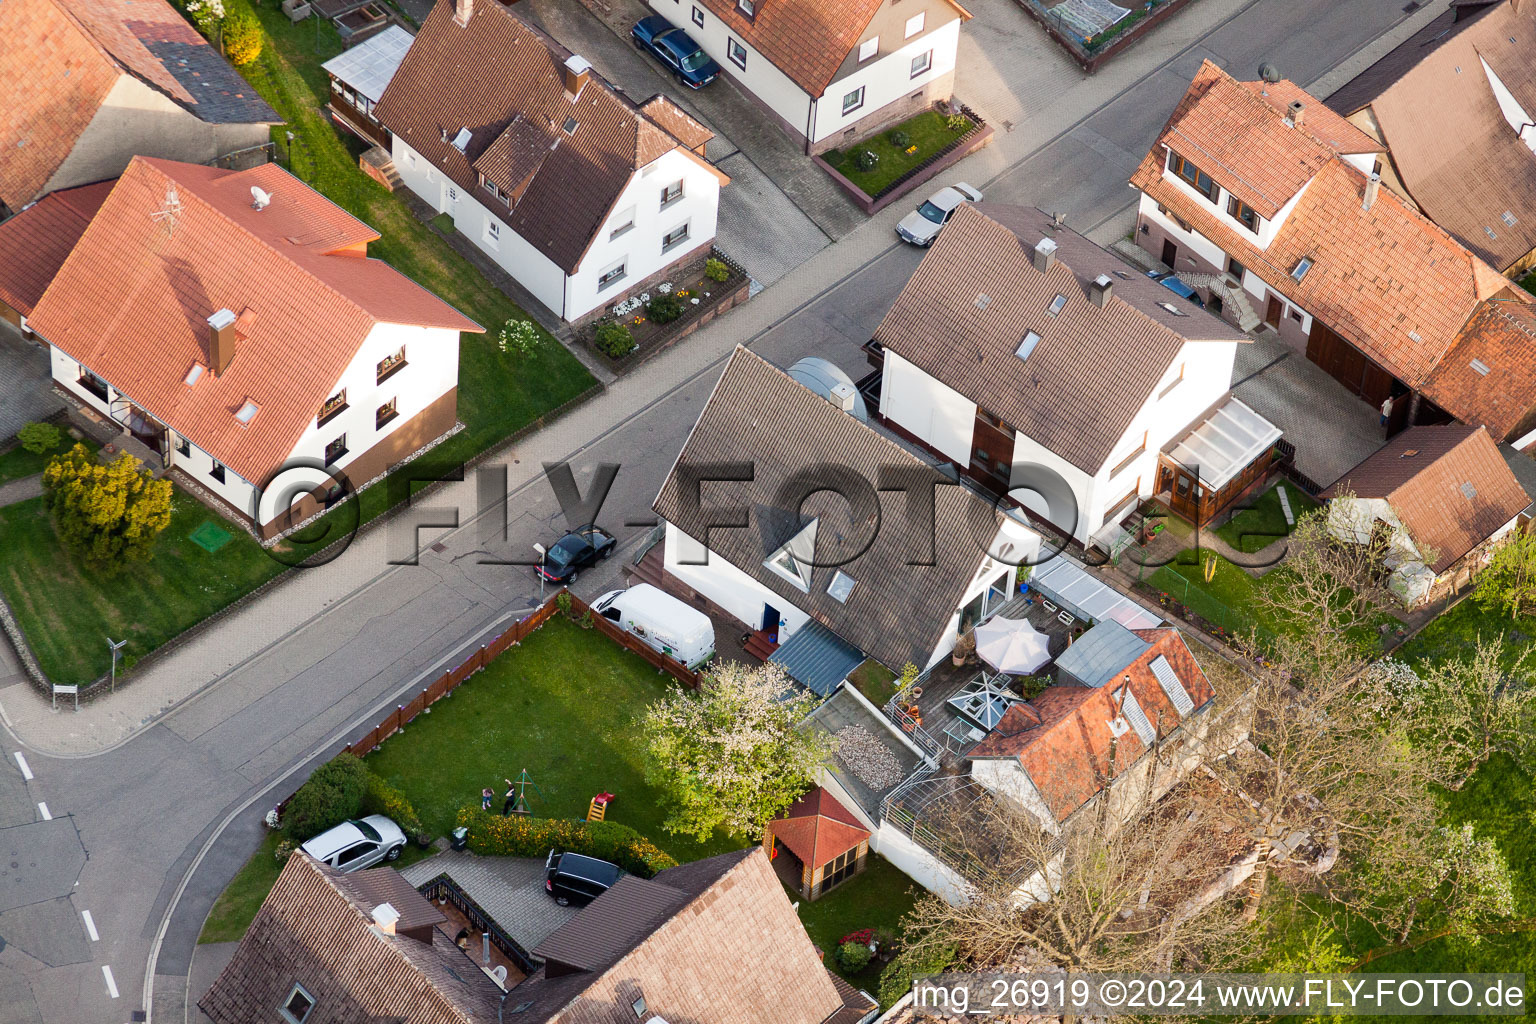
xmin=585 ymin=248 xmax=750 ymax=370
xmin=814 ymin=104 xmax=994 ymax=215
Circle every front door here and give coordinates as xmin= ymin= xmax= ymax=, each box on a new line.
xmin=1161 ymin=239 xmax=1178 ymax=267
xmin=761 ymin=604 xmax=781 ymax=640
xmin=1265 ymin=296 xmax=1283 ymax=328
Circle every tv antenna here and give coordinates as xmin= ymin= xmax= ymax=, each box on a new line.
xmin=250 ymin=185 xmax=272 ymax=211
xmin=150 ymin=185 xmax=183 ymax=237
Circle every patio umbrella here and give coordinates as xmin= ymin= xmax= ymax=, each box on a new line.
xmin=973 ymin=616 xmax=1052 ymax=675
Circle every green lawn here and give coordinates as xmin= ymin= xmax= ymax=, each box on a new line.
xmin=0 ymin=490 xmax=284 ymax=684
xmin=364 ymin=615 xmax=745 ymax=863
xmin=823 ymin=111 xmax=975 ymax=197
xmin=0 ymin=433 xmax=100 ymax=488
xmin=1213 ymin=482 xmax=1320 ymax=553
xmin=790 ymin=855 xmax=919 ymax=988
xmin=847 ymin=659 xmax=898 ymax=707
xmin=201 ymin=832 xmax=286 ymax=944
xmin=1147 ymin=554 xmax=1282 ymax=641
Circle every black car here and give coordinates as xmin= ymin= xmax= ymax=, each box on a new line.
xmin=631 ymin=15 xmax=721 ymax=89
xmin=536 ymin=525 xmax=616 ymax=584
xmin=545 ymin=850 xmax=622 ymax=906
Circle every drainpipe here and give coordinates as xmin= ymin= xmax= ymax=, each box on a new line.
xmin=805 ymin=97 xmax=817 ymax=156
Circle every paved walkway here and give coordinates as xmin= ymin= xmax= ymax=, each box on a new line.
xmin=0 ymin=324 xmax=61 ymax=443
xmin=400 ymin=851 xmax=578 ymax=951
xmin=0 ymin=475 xmax=42 ymax=508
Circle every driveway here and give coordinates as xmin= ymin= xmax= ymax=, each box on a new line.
xmin=0 ymin=322 xmax=61 ymax=444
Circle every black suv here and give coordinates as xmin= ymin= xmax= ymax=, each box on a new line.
xmin=544 ymin=850 xmax=622 ymax=906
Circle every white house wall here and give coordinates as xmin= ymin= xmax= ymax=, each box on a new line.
xmin=969 ymin=758 xmax=1059 ymax=836
xmin=565 ymin=148 xmax=720 ymax=320
xmin=809 ymin=18 xmax=961 ymax=145
xmin=1138 ymin=193 xmax=1233 ymax=272
xmin=925 ymin=517 xmax=1040 ymax=667
xmin=663 ymin=521 xmax=812 ymax=639
xmin=871 ymin=819 xmax=971 ymax=905
xmin=880 ymin=350 xmax=976 ymax=465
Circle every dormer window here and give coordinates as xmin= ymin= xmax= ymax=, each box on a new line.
xmin=1169 ymin=152 xmax=1216 ymax=201
xmin=280 ymin=983 xmax=315 ymax=1024
xmin=763 ymin=519 xmax=816 ymax=593
xmin=1290 ymin=257 xmax=1313 ymax=282
xmin=736 ymin=0 xmax=754 ymax=16
xmin=1226 ymin=195 xmax=1259 ymax=232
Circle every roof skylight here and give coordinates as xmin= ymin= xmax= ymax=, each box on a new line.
xmin=827 ymin=570 xmax=857 ymax=604
xmin=184 ymin=364 xmax=204 ymax=386
xmin=1015 ymin=330 xmax=1041 ymax=360
xmin=1470 ymin=358 xmax=1491 ymax=376
xmin=451 ymin=127 xmax=471 ymax=151
xmin=1048 ymin=293 xmax=1067 ymax=316
xmin=1290 ymin=257 xmax=1313 ymax=282
xmin=235 ymin=400 xmax=259 ymax=425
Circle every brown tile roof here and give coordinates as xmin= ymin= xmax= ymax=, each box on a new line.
xmin=969 ymin=627 xmax=1214 ymax=822
xmin=1325 ymin=0 xmax=1536 ymax=270
xmin=27 ymin=157 xmax=481 ymax=487
xmin=0 ymin=0 xmax=278 ymax=210
xmin=1422 ymin=301 xmax=1536 ymax=441
xmin=1133 ymin=61 xmax=1522 ymax=390
xmin=0 ymin=179 xmax=113 ymax=315
xmin=690 ymin=0 xmax=884 ymax=96
xmin=872 ymin=203 xmax=1246 ymax=473
xmin=638 ymin=95 xmax=714 ymax=152
xmin=767 ymin=786 xmax=871 ymax=867
xmin=654 ymin=346 xmax=1013 ymax=671
xmin=373 ymin=0 xmax=711 ymax=273
xmin=199 ymin=854 xmax=505 ymax=1024
xmin=508 ymin=848 xmax=869 ymax=1023
xmin=1322 ymin=424 xmax=1530 ymax=572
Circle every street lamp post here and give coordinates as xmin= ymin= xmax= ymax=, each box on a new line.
xmin=533 ymin=543 xmax=546 ymax=604
xmin=106 ymin=637 xmax=128 ymax=692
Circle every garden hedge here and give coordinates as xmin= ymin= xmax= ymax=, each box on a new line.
xmin=454 ymin=806 xmax=678 ymax=877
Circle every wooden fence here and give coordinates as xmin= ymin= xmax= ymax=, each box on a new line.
xmin=342 ymin=588 xmax=700 ymax=759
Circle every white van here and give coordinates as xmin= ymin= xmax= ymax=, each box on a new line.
xmin=592 ymin=584 xmax=715 ymax=670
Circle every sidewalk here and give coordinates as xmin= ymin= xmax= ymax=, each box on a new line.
xmin=0 ymin=0 xmax=1456 ymax=758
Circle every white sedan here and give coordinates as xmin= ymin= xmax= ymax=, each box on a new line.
xmin=896 ymin=183 xmax=983 ymax=246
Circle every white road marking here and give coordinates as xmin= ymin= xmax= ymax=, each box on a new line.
xmin=82 ymin=909 xmax=99 ymax=941
xmin=12 ymin=751 xmax=31 ymax=780
xmin=36 ymin=802 xmax=50 ymax=820
xmin=102 ymin=965 xmax=118 ymax=999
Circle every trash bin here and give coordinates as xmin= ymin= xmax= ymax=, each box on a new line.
xmin=450 ymin=826 xmax=469 ymax=851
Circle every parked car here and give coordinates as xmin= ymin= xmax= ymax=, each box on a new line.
xmin=545 ymin=850 xmax=623 ymax=906
xmin=1145 ymin=269 xmax=1207 ymax=308
xmin=592 ymin=583 xmax=716 ymax=669
xmin=300 ymin=815 xmax=407 ymax=873
xmin=631 ymin=15 xmax=720 ymax=89
xmin=536 ymin=525 xmax=616 ymax=585
xmin=896 ymin=183 xmax=983 ymax=246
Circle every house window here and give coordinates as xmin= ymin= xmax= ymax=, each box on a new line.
xmin=377 ymin=347 xmax=406 ymax=383
xmin=482 ymin=177 xmax=506 ymax=204
xmin=661 ymin=221 xmax=691 ymax=253
xmin=728 ymin=37 xmax=747 ymax=69
xmin=209 ymin=460 xmax=226 ymax=484
xmin=77 ymin=368 xmax=109 ymax=402
xmin=598 ymin=260 xmax=627 ymax=290
xmin=175 ymin=435 xmax=191 ymax=457
xmin=660 ymin=180 xmax=684 ymax=209
xmin=610 ymin=206 xmax=636 ymax=240
xmin=1226 ymin=195 xmax=1259 ymax=232
xmin=281 ymin=983 xmax=315 ymax=1024
xmin=842 ymin=86 xmax=865 ymax=115
xmin=376 ymin=397 xmax=398 ymax=429
xmin=325 ymin=434 xmax=349 ymax=466
xmin=858 ymin=36 xmax=879 ymax=62
xmin=486 ymin=219 xmax=500 ymax=243
xmin=317 ymin=388 xmax=348 ymax=426
xmin=1111 ymin=433 xmax=1147 ymax=479
xmin=735 ymin=0 xmax=754 ymax=16
xmin=1227 ymin=256 xmax=1246 ymax=282
xmin=691 ymin=4 xmax=703 ymax=26
xmin=766 ymin=546 xmax=811 ymax=592
xmin=904 ymin=11 xmax=925 ymax=37
xmin=1169 ymin=152 xmax=1217 ymax=201
xmin=1289 ymin=307 xmax=1304 ymax=323
xmin=1158 ymin=363 xmax=1185 ymax=398
xmin=910 ymin=49 xmax=932 ymax=78
xmin=822 ymin=847 xmax=860 ymax=892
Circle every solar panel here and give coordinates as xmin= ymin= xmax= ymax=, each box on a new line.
xmin=1149 ymin=654 xmax=1193 ymax=715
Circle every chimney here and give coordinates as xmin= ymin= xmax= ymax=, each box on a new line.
xmin=1032 ymin=237 xmax=1058 ymax=275
xmin=1089 ymin=273 xmax=1113 ymax=308
xmin=207 ymin=308 xmax=237 ymax=376
xmin=1362 ymin=170 xmax=1381 ymax=211
xmin=829 ymin=381 xmax=857 ymax=413
xmin=452 ymin=0 xmax=471 ymax=27
xmin=563 ymin=55 xmax=592 ymax=98
xmin=372 ymin=902 xmax=400 ymax=936
xmin=1287 ymin=99 xmax=1305 ymax=128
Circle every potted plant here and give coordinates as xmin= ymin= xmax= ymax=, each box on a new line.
xmin=951 ymin=630 xmax=976 ymax=667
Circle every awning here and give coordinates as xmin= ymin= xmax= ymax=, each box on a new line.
xmin=1031 ymin=557 xmax=1161 ymax=629
xmin=974 ymin=616 xmax=1052 ymax=674
xmin=769 ymin=621 xmax=864 ymax=698
xmin=1166 ymin=397 xmax=1282 ymax=492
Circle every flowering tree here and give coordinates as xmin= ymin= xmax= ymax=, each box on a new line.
xmin=185 ymin=0 xmax=225 ymax=32
xmin=1474 ymin=532 xmax=1536 ymax=619
xmin=498 ymin=318 xmax=541 ymax=357
xmin=642 ymin=661 xmax=835 ymax=841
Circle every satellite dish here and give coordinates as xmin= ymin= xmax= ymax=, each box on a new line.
xmin=250 ymin=185 xmax=272 ymax=211
xmin=1258 ymin=62 xmax=1282 ymax=84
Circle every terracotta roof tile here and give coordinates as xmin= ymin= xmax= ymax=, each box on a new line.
xmin=690 ymin=0 xmax=884 ymax=96
xmin=1132 ymin=61 xmax=1523 ymax=390
xmin=969 ymin=628 xmax=1214 ymax=822
xmin=27 ymin=157 xmax=481 ymax=487
xmin=373 ymin=1 xmax=702 ymax=273
xmin=638 ymin=94 xmax=713 ymax=152
xmin=873 ymin=203 xmax=1246 ymax=473
xmin=1422 ymin=301 xmax=1536 ymax=440
xmin=767 ymin=786 xmax=870 ymax=866
xmin=1322 ymin=424 xmax=1530 ymax=572
xmin=0 ymin=179 xmax=113 ymax=315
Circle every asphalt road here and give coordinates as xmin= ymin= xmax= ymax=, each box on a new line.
xmin=0 ymin=1 xmax=1438 ymax=1020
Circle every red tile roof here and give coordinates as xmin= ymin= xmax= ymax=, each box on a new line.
xmin=969 ymin=628 xmax=1214 ymax=822
xmin=27 ymin=157 xmax=481 ymax=487
xmin=1322 ymin=424 xmax=1530 ymax=573
xmin=0 ymin=179 xmax=113 ymax=315
xmin=767 ymin=786 xmax=870 ymax=867
xmin=0 ymin=0 xmax=278 ymax=211
xmin=1422 ymin=301 xmax=1536 ymax=441
xmin=1133 ymin=60 xmax=1524 ymax=390
xmin=373 ymin=1 xmax=719 ymax=273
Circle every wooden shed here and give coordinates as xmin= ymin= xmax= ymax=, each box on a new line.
xmin=765 ymin=787 xmax=871 ymax=901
